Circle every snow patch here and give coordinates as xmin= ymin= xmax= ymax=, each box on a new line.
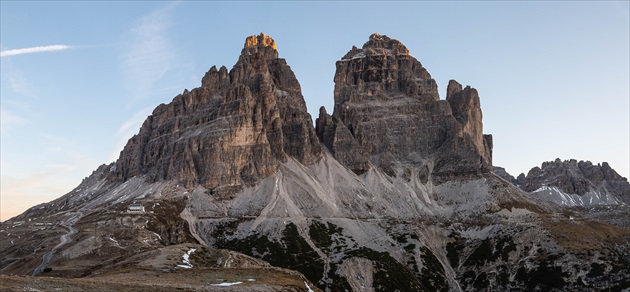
xmin=531 ymin=185 xmax=620 ymax=207
xmin=108 ymin=236 xmax=120 ymax=246
xmin=177 ymin=248 xmax=196 ymax=269
xmin=305 ymin=281 xmax=315 ymax=292
xmin=212 ymin=282 xmax=243 ymax=287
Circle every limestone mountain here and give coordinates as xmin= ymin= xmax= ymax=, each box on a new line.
xmin=316 ymin=33 xmax=492 ymax=179
xmin=110 ymin=33 xmax=321 ymax=194
xmin=2 ymin=34 xmax=629 ymax=292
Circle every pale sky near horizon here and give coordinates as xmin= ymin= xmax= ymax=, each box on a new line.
xmin=1 ymin=1 xmax=629 ymax=221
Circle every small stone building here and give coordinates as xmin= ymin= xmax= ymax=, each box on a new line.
xmin=128 ymin=203 xmax=145 ymax=213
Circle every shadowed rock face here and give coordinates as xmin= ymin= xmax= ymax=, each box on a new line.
xmin=110 ymin=33 xmax=321 ymax=192
xmin=316 ymin=33 xmax=492 ymax=178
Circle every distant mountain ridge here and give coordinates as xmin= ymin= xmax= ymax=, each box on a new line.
xmin=494 ymin=159 xmax=630 ymax=206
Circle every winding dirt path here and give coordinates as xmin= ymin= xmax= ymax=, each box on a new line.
xmin=32 ymin=212 xmax=81 ymax=276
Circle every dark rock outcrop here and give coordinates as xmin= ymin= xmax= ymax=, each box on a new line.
xmin=316 ymin=33 xmax=492 ymax=178
xmin=521 ymin=158 xmax=630 ymax=203
xmin=493 ymin=166 xmax=517 ymax=185
xmin=315 ymin=106 xmax=369 ymax=173
xmin=516 ymin=173 xmax=526 ymax=186
xmin=110 ymin=33 xmax=321 ymax=192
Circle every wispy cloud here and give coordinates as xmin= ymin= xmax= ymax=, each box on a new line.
xmin=121 ymin=3 xmax=178 ymax=106
xmin=0 ymin=45 xmax=71 ymax=57
xmin=7 ymin=69 xmax=35 ymax=97
xmin=0 ymin=109 xmax=25 ymax=134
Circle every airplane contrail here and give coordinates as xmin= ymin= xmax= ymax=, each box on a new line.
xmin=1 ymin=45 xmax=71 ymax=57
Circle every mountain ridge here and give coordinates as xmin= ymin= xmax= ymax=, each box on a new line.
xmin=494 ymin=158 xmax=630 ymax=207
xmin=2 ymin=33 xmax=629 ymax=292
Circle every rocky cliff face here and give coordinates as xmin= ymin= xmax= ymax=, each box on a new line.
xmin=521 ymin=158 xmax=630 ymax=205
xmin=316 ymin=33 xmax=492 ymax=179
xmin=110 ymin=33 xmax=321 ymax=194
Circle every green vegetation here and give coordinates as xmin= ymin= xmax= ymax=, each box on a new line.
xmin=586 ymin=262 xmax=605 ymax=278
xmin=461 ymin=270 xmax=476 ymax=288
xmin=463 ymin=239 xmax=493 ymax=266
xmin=215 ymin=222 xmax=325 ymax=287
xmin=495 ymin=265 xmax=510 ymax=287
xmin=419 ymin=247 xmax=448 ymax=292
xmin=446 ymin=232 xmax=465 ymax=267
xmin=496 ymin=236 xmax=517 ymax=261
xmin=514 ymin=258 xmax=568 ymax=290
xmin=308 ymin=221 xmax=343 ymax=253
xmin=472 ymin=272 xmax=489 ymax=289
xmin=346 ymin=247 xmax=426 ymax=291
xmin=307 ymin=220 xmax=353 ymax=290
xmin=462 ymin=236 xmax=516 ymax=267
xmin=339 ymin=244 xmax=449 ymax=292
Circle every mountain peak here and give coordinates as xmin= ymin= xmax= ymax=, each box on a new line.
xmin=244 ymin=32 xmax=277 ymax=50
xmin=342 ymin=33 xmax=410 ymax=60
xmin=321 ymin=33 xmax=492 ymax=177
xmin=363 ymin=33 xmax=409 ymax=54
xmin=240 ymin=33 xmax=278 ymax=61
xmin=110 ymin=32 xmax=320 ymax=191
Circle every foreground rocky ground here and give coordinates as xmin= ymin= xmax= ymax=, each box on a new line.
xmin=0 ymin=267 xmax=315 ymax=291
xmin=1 ymin=240 xmax=318 ymax=291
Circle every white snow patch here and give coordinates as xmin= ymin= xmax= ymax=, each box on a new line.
xmin=531 ymin=185 xmax=619 ymax=207
xmin=177 ymin=248 xmax=196 ymax=269
xmin=305 ymin=281 xmax=315 ymax=292
xmin=108 ymin=236 xmax=120 ymax=246
xmin=212 ymin=282 xmax=243 ymax=287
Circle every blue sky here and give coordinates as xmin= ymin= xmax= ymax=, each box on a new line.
xmin=1 ymin=1 xmax=628 ymax=220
